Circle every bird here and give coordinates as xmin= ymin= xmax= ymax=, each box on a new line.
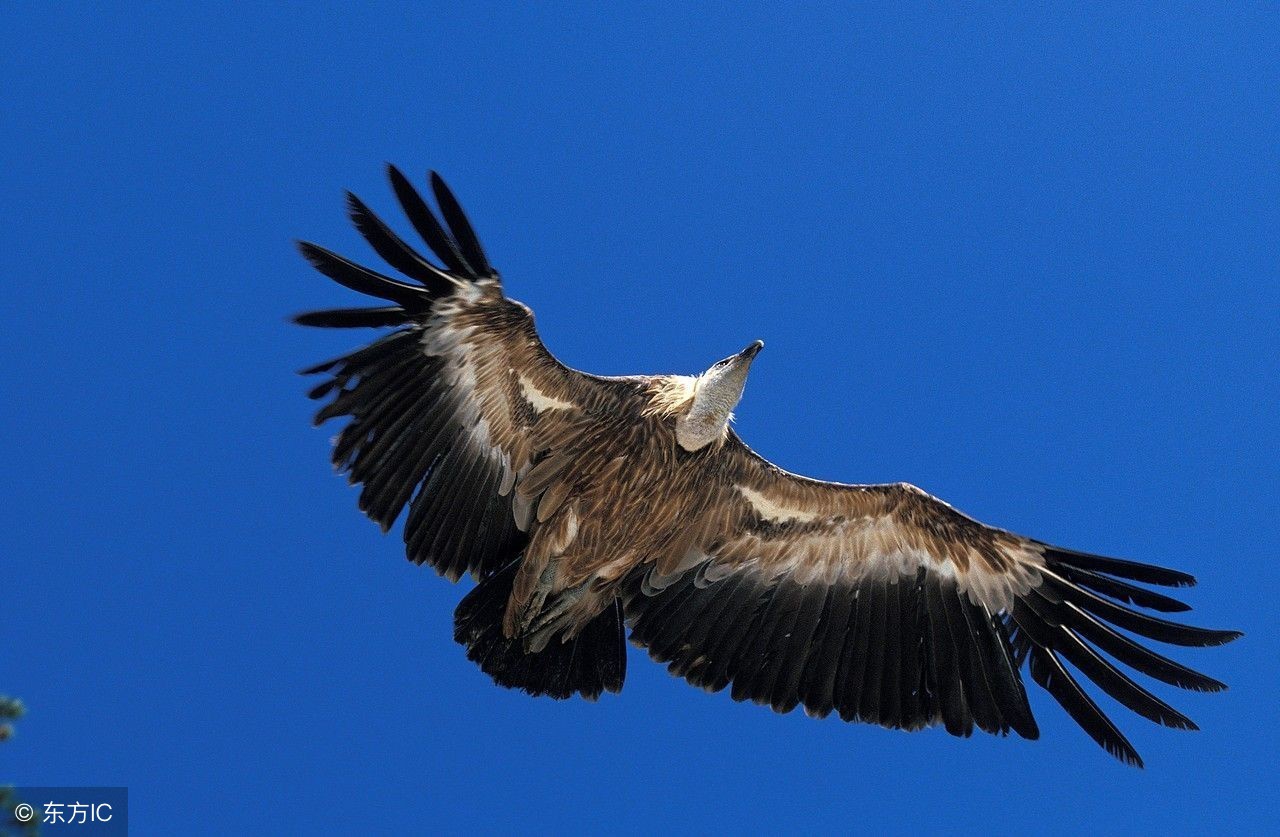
xmin=294 ymin=165 xmax=1240 ymax=767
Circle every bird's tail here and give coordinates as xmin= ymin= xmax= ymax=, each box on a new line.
xmin=453 ymin=560 xmax=627 ymax=701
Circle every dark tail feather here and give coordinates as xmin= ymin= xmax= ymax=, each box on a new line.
xmin=453 ymin=561 xmax=627 ymax=701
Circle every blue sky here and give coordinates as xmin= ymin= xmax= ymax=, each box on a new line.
xmin=3 ymin=3 xmax=1276 ymax=833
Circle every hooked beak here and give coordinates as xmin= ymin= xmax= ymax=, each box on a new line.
xmin=739 ymin=340 xmax=764 ymax=360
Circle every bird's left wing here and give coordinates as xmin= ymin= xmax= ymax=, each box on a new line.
xmin=295 ymin=167 xmax=638 ymax=581
xmin=626 ymin=433 xmax=1240 ymax=766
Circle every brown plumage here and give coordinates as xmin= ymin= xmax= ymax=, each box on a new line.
xmin=295 ymin=166 xmax=1240 ymax=766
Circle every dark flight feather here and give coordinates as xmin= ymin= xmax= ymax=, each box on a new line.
xmin=1041 ymin=570 xmax=1241 ymax=647
xmin=1042 ymin=546 xmax=1196 ymax=587
xmin=1027 ymin=641 xmax=1143 ymax=768
xmin=346 ymin=191 xmax=456 ymax=295
xmin=293 ymin=306 xmax=412 ymax=329
xmin=1052 ymin=564 xmax=1191 ymax=613
xmin=296 ymin=242 xmax=429 ymax=309
xmin=386 ymin=164 xmax=475 ymax=277
xmin=430 ymin=171 xmax=494 ymax=278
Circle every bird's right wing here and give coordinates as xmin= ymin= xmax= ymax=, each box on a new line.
xmin=626 ymin=434 xmax=1241 ymax=766
xmin=295 ymin=166 xmax=641 ymax=581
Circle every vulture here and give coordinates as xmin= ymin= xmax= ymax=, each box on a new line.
xmin=294 ymin=166 xmax=1239 ymax=766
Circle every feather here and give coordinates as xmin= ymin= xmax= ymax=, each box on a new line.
xmin=798 ymin=582 xmax=855 ymax=719
xmin=895 ymin=569 xmax=931 ymax=729
xmin=730 ymin=577 xmax=796 ymax=704
xmin=640 ymin=573 xmax=707 ymax=662
xmin=1041 ymin=571 xmax=1241 ymax=647
xmin=1054 ymin=627 xmax=1197 ymax=730
xmin=983 ymin=608 xmax=1039 ymax=739
xmin=299 ymin=328 xmax=416 ymax=377
xmin=855 ymin=575 xmax=888 ymax=724
xmin=296 ymin=242 xmax=429 ymax=309
xmin=293 ymin=306 xmax=411 ymax=328
xmin=1036 ymin=592 xmax=1227 ymax=692
xmin=668 ymin=572 xmax=753 ymax=683
xmin=386 ymin=164 xmax=473 ymax=277
xmin=768 ymin=583 xmax=827 ymax=714
xmin=345 ymin=192 xmax=456 ymax=295
xmin=834 ymin=581 xmax=873 ymax=723
xmin=1042 ymin=546 xmax=1196 ymax=587
xmin=1027 ymin=641 xmax=1143 ymax=768
xmin=430 ymin=171 xmax=494 ymax=277
xmin=947 ymin=589 xmax=1005 ymax=735
xmin=878 ymin=573 xmax=903 ymax=726
xmin=924 ymin=576 xmax=972 ymax=736
xmin=699 ymin=576 xmax=770 ymax=693
xmin=1052 ymin=564 xmax=1191 ymax=612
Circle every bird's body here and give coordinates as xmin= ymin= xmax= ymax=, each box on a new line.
xmin=296 ymin=167 xmax=1239 ymax=766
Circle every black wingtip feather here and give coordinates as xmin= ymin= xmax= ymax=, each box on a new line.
xmin=1010 ymin=540 xmax=1242 ymax=764
xmin=1053 ymin=564 xmax=1192 ymax=613
xmin=344 ymin=191 xmax=457 ymax=296
xmin=292 ymin=307 xmax=411 ymax=329
xmin=1028 ymin=643 xmax=1145 ymax=768
xmin=296 ymin=241 xmax=430 ymax=309
xmin=429 ymin=171 xmax=493 ymax=278
xmin=1041 ymin=571 xmax=1241 ymax=648
xmin=1089 ymin=621 xmax=1229 ymax=693
xmin=988 ymin=612 xmax=1040 ymax=739
xmin=1042 ymin=546 xmax=1197 ymax=588
xmin=385 ymin=165 xmax=474 ymax=278
xmin=1020 ymin=594 xmax=1199 ymax=731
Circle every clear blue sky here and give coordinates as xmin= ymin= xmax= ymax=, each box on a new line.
xmin=3 ymin=3 xmax=1276 ymax=834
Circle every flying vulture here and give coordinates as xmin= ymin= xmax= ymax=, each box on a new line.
xmin=294 ymin=166 xmax=1239 ymax=766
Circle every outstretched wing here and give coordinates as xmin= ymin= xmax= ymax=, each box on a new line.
xmin=626 ymin=433 xmax=1240 ymax=766
xmin=295 ymin=166 xmax=638 ymax=581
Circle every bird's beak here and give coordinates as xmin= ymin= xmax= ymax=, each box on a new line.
xmin=739 ymin=340 xmax=764 ymax=360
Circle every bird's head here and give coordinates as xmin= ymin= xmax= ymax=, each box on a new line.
xmin=674 ymin=340 xmax=764 ymax=451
